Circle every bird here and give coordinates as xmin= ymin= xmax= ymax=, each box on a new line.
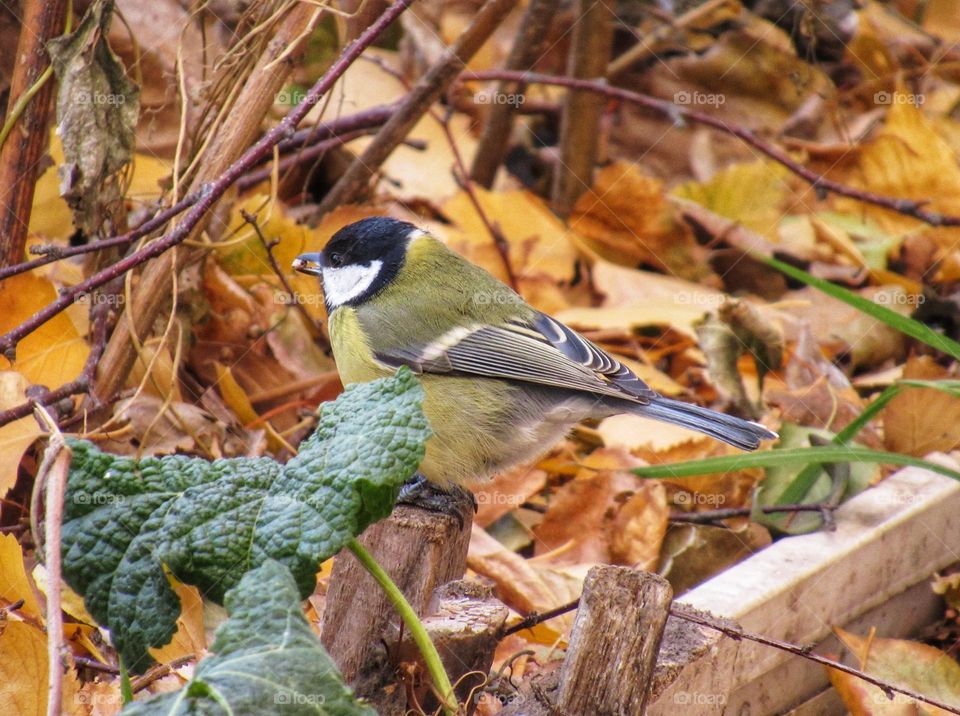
xmin=292 ymin=217 xmax=776 ymax=491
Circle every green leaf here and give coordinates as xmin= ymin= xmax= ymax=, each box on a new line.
xmin=61 ymin=369 xmax=429 ymax=671
xmin=758 ymin=254 xmax=960 ymax=361
xmin=751 ymin=424 xmax=878 ymax=534
xmin=122 ymin=560 xmax=375 ymax=715
xmin=632 ymin=446 xmax=960 ymax=480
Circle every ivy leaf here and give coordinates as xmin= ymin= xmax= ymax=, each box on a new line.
xmin=61 ymin=368 xmax=428 ymax=671
xmin=123 ymin=560 xmax=376 ymax=715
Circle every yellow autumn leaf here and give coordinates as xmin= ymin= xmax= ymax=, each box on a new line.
xmin=673 ymin=159 xmax=793 ymax=237
xmin=0 ymin=273 xmax=88 ymax=387
xmin=0 ymin=620 xmax=83 ymax=715
xmin=836 ymin=100 xmax=960 ymax=248
xmin=441 ymin=187 xmax=578 ymax=284
xmin=0 ymin=372 xmax=43 ymax=498
xmin=0 ymin=533 xmax=41 ymax=620
xmin=149 ymin=575 xmax=206 ymax=664
xmin=30 ymin=563 xmax=95 ymax=626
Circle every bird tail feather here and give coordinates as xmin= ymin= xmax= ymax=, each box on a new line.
xmin=633 ymin=398 xmax=777 ymax=451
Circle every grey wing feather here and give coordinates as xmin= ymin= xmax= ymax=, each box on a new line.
xmin=375 ymin=312 xmax=655 ymax=403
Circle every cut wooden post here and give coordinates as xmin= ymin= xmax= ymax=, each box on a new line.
xmin=557 ymin=566 xmax=673 ymax=715
xmin=321 ymin=504 xmax=472 ymax=704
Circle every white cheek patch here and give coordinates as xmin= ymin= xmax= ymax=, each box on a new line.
xmin=321 ymin=260 xmax=383 ymax=307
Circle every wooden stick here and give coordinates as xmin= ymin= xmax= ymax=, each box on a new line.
xmin=468 ymin=0 xmax=561 ymax=188
xmin=551 ymin=0 xmax=614 ymax=217
xmin=321 ymin=505 xmax=472 ymax=706
xmin=313 ymin=0 xmax=518 ymax=218
xmin=557 ymin=566 xmax=673 ymax=715
xmin=0 ymin=0 xmax=68 ymax=266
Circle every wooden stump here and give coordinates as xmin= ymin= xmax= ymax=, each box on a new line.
xmin=321 ymin=504 xmax=472 ymax=707
xmin=557 ymin=566 xmax=673 ymax=715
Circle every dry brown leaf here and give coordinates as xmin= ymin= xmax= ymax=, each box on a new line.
xmin=570 ymin=162 xmax=712 ymax=283
xmin=883 ymin=356 xmax=960 ymax=456
xmin=471 ymin=465 xmax=547 ymax=528
xmin=829 ymin=626 xmax=960 ymax=715
xmin=532 ymin=448 xmax=667 ymax=570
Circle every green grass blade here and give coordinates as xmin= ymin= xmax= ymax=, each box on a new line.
xmin=758 ymin=254 xmax=960 ymax=361
xmin=633 ymin=446 xmax=960 ymax=481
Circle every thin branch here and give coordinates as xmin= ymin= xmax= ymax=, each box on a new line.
xmin=0 ymin=192 xmax=202 ymax=283
xmin=501 ymin=597 xmax=960 ymax=715
xmin=313 ymin=0 xmax=518 ymax=218
xmin=34 ymin=418 xmax=72 ymax=716
xmin=0 ymin=278 xmax=116 ymax=427
xmin=668 ymin=502 xmax=837 ymax=525
xmin=670 ymin=604 xmax=960 ymax=716
xmin=240 ymin=209 xmax=322 ymax=337
xmin=0 ymin=0 xmax=416 ymax=372
xmin=469 ymin=0 xmax=561 ymax=187
xmin=461 ymin=71 xmax=960 ymax=228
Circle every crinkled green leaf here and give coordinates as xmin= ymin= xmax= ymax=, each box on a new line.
xmin=61 ymin=369 xmax=428 ymax=671
xmin=48 ymin=0 xmax=139 ymax=235
xmin=123 ymin=560 xmax=376 ymax=716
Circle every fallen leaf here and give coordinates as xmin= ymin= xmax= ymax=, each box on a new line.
xmin=883 ymin=356 xmax=960 ymax=456
xmin=0 ymin=620 xmax=83 ymax=715
xmin=658 ymin=522 xmax=771 ymax=596
xmin=0 ymin=274 xmax=89 ymax=387
xmin=0 ymin=372 xmax=43 ymax=499
xmin=472 ymin=465 xmax=547 ymax=528
xmin=149 ymin=576 xmax=206 ymax=665
xmin=0 ymin=533 xmax=41 ymax=619
xmin=829 ymin=627 xmax=960 ymax=714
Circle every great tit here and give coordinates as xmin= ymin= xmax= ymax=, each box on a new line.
xmin=293 ymin=217 xmax=776 ymax=488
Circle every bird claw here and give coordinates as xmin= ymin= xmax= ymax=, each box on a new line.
xmin=396 ymin=473 xmax=476 ymax=529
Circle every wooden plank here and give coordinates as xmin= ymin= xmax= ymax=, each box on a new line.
xmin=648 ymin=457 xmax=960 ymax=714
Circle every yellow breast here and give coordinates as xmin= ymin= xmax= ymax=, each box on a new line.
xmin=328 ymin=307 xmax=392 ymax=385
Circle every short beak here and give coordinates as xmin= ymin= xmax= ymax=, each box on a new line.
xmin=292 ymin=252 xmax=324 ymax=277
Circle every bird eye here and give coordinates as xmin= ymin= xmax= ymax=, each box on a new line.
xmin=327 ymin=252 xmax=344 ymax=268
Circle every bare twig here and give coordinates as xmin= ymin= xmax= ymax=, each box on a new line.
xmin=469 ymin=0 xmax=561 ymax=187
xmin=668 ymin=502 xmax=837 ymax=525
xmin=130 ymin=654 xmax=196 ymax=693
xmin=551 ymin=0 xmax=614 ymax=216
xmin=501 ymin=596 xmax=960 ymax=715
xmin=313 ymin=0 xmax=518 ymax=218
xmin=240 ymin=208 xmax=322 ymax=337
xmin=0 ymin=0 xmax=68 ymax=266
xmin=435 ymin=107 xmax=518 ymax=289
xmin=670 ymin=604 xmax=960 ymax=716
xmin=462 ymin=71 xmax=960 ymax=228
xmin=33 ymin=416 xmax=72 ymax=716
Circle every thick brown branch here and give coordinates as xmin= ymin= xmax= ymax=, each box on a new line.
xmin=0 ymin=0 xmax=67 ymax=267
xmin=468 ymin=0 xmax=561 ymax=188
xmin=463 ymin=71 xmax=960 ymax=228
